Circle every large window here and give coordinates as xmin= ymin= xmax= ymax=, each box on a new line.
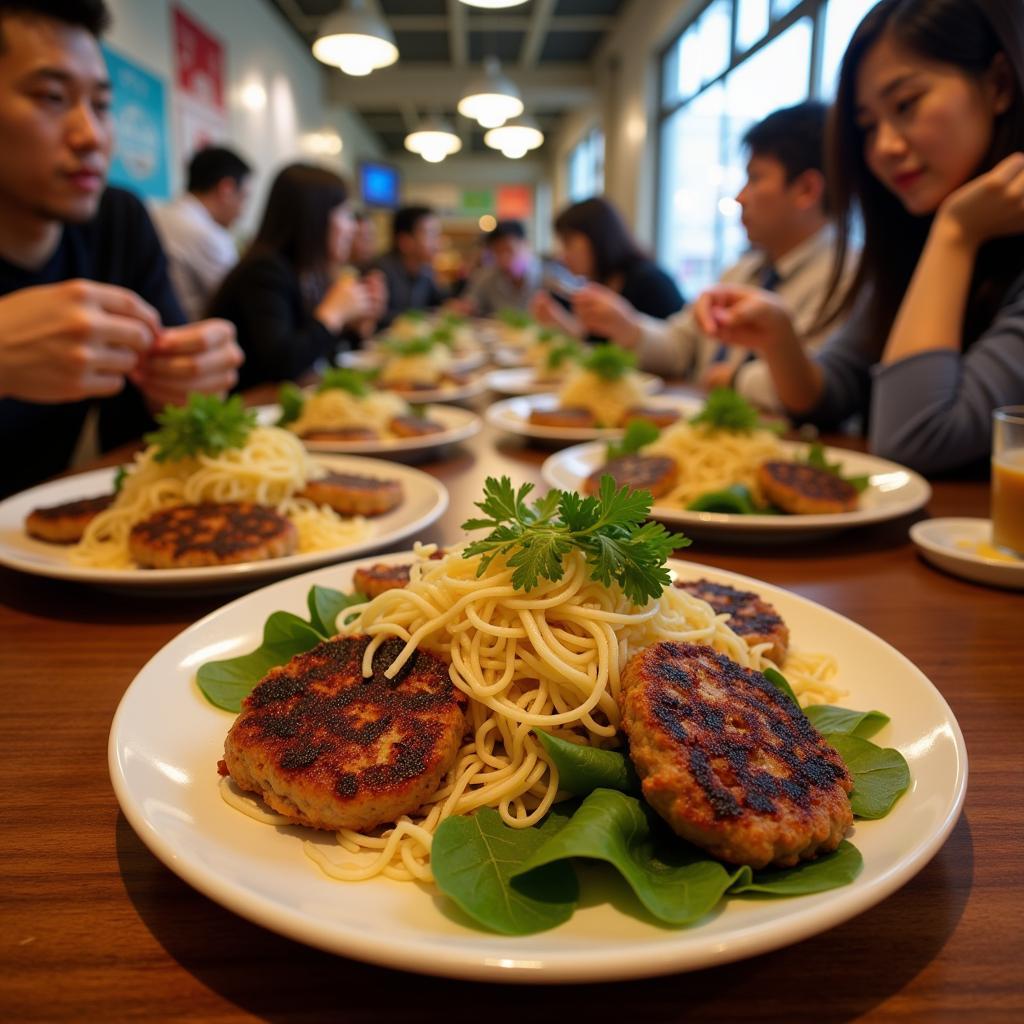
xmin=567 ymin=128 xmax=605 ymax=203
xmin=657 ymin=0 xmax=877 ymax=296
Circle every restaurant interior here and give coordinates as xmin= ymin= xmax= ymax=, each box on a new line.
xmin=1 ymin=0 xmax=1022 ymax=1021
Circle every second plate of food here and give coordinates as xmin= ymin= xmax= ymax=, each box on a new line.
xmin=255 ymin=403 xmax=481 ymax=458
xmin=0 ymin=455 xmax=448 ymax=591
xmin=487 ymin=392 xmax=697 ymax=442
xmin=542 ymin=440 xmax=931 ymax=541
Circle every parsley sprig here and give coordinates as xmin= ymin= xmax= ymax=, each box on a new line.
xmin=689 ymin=387 xmax=762 ymax=432
xmin=461 ymin=476 xmax=690 ymax=606
xmin=145 ymin=394 xmax=256 ymax=463
xmin=580 ymin=344 xmax=636 ymax=381
xmin=276 ymin=382 xmax=306 ymax=426
xmin=498 ymin=308 xmax=533 ymax=328
xmin=317 ymin=366 xmax=376 ymax=396
xmin=382 ymin=336 xmax=439 ymax=357
xmin=605 ymin=419 xmax=660 ymax=460
xmin=802 ymin=442 xmax=870 ymax=493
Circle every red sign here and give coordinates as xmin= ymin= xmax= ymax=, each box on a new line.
xmin=173 ymin=6 xmax=225 ymax=111
xmin=496 ymin=185 xmax=533 ymax=220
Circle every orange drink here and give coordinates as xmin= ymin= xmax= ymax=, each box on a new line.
xmin=992 ymin=407 xmax=1024 ymax=557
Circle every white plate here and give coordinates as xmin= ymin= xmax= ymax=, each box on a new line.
xmin=910 ymin=517 xmax=1024 ymax=590
xmin=543 ymin=441 xmax=932 ymax=542
xmin=253 ymin=404 xmax=481 ymax=458
xmin=109 ymin=552 xmax=967 ymax=983
xmin=486 ymin=368 xmax=663 ymax=397
xmin=487 ymin=391 xmax=694 ymax=443
xmin=340 ymin=347 xmax=487 ymax=376
xmin=0 ymin=457 xmax=447 ymax=591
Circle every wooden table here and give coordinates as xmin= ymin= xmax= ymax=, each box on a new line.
xmin=2 ymin=413 xmax=1021 ymax=1023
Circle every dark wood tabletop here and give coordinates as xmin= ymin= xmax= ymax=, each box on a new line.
xmin=2 ymin=404 xmax=1022 ymax=1023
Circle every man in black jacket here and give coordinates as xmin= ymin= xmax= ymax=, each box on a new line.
xmin=0 ymin=0 xmax=242 ymax=496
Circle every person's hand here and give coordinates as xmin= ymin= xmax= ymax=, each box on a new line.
xmin=362 ymin=270 xmax=388 ymax=322
xmin=444 ymin=296 xmax=475 ymax=317
xmin=132 ymin=318 xmax=242 ymax=409
xmin=315 ymin=272 xmax=371 ymax=333
xmin=529 ymin=291 xmax=581 ymax=336
xmin=571 ymin=283 xmax=642 ymax=346
xmin=936 ymin=151 xmax=1024 ymax=248
xmin=693 ymin=284 xmax=796 ymax=354
xmin=0 ymin=279 xmax=159 ymax=402
xmin=698 ymin=361 xmax=738 ymax=392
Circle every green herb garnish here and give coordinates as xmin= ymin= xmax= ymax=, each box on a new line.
xmin=145 ymin=393 xmax=256 ymax=463
xmin=605 ymin=419 xmax=660 ymax=461
xmin=462 ymin=476 xmax=690 ymax=606
xmin=580 ymin=344 xmax=636 ymax=381
xmin=802 ymin=442 xmax=870 ymax=493
xmin=429 ymin=326 xmax=455 ymax=347
xmin=316 ymin=366 xmax=375 ymax=396
xmin=113 ymin=465 xmax=128 ymax=493
xmin=544 ymin=339 xmax=582 ymax=372
xmin=276 ymin=382 xmax=306 ymax=426
xmin=441 ymin=312 xmax=466 ymax=328
xmin=398 ymin=309 xmax=428 ymax=323
xmin=382 ymin=336 xmax=439 ymax=357
xmin=689 ymin=387 xmax=763 ymax=433
xmin=498 ymin=308 xmax=533 ymax=328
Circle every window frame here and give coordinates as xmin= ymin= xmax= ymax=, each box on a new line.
xmin=654 ymin=0 xmax=839 ymax=283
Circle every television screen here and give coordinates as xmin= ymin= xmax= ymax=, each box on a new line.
xmin=359 ymin=160 xmax=400 ymax=208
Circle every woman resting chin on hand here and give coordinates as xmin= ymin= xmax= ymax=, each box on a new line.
xmin=697 ymin=0 xmax=1024 ymax=476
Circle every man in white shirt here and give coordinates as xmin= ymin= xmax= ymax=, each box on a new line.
xmin=152 ymin=145 xmax=250 ymax=319
xmin=572 ymin=102 xmax=853 ymax=411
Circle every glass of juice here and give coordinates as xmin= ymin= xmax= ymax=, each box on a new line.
xmin=992 ymin=406 xmax=1024 ymax=557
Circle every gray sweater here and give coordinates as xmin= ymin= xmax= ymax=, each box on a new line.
xmin=805 ymin=271 xmax=1024 ymax=475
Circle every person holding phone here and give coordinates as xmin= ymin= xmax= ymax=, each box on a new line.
xmin=530 ymin=196 xmax=683 ymax=341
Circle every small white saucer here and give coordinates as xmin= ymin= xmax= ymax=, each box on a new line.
xmin=910 ymin=517 xmax=1024 ymax=590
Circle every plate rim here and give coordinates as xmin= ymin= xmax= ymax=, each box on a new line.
xmin=253 ymin=403 xmax=482 ymax=455
xmin=108 ymin=550 xmax=968 ymax=983
xmin=486 ymin=392 xmax=701 ymax=441
xmin=0 ymin=456 xmax=448 ymax=588
xmin=542 ymin=439 xmax=932 ymax=531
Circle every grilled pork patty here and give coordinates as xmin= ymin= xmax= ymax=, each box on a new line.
xmin=620 ymin=641 xmax=852 ymax=868
xmin=25 ymin=493 xmax=115 ymax=543
xmin=758 ymin=461 xmax=859 ymax=515
xmin=528 ymin=407 xmax=597 ymax=429
xmin=585 ymin=455 xmax=678 ymax=499
xmin=129 ymin=502 xmax=297 ymax=568
xmin=222 ymin=635 xmax=466 ymax=832
xmin=674 ymin=579 xmax=789 ymax=664
xmin=301 ymin=471 xmax=403 ymax=517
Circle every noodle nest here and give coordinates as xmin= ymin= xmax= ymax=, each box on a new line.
xmin=223 ymin=545 xmax=840 ymax=882
xmin=72 ymin=426 xmax=370 ymax=569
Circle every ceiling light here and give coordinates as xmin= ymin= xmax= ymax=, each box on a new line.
xmin=404 ymin=117 xmax=462 ymax=164
xmin=484 ymin=117 xmax=543 ymax=159
xmin=312 ymin=0 xmax=398 ymax=77
xmin=458 ymin=1 xmax=529 ymax=8
xmin=458 ymin=57 xmax=523 ymax=129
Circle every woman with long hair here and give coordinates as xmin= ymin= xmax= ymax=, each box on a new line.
xmin=532 ymin=196 xmax=684 ymax=339
xmin=694 ymin=0 xmax=1024 ymax=474
xmin=209 ymin=163 xmax=384 ymax=390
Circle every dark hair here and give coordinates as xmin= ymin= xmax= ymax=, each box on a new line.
xmin=743 ymin=101 xmax=828 ymax=181
xmin=487 ymin=220 xmax=526 ymax=244
xmin=392 ymin=205 xmax=434 ymax=244
xmin=0 ymin=0 xmax=109 ymax=41
xmin=826 ymin=0 xmax=1024 ymax=345
xmin=248 ymin=163 xmax=348 ymax=279
xmin=553 ymin=197 xmax=645 ymax=283
xmin=187 ymin=146 xmax=251 ymax=193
